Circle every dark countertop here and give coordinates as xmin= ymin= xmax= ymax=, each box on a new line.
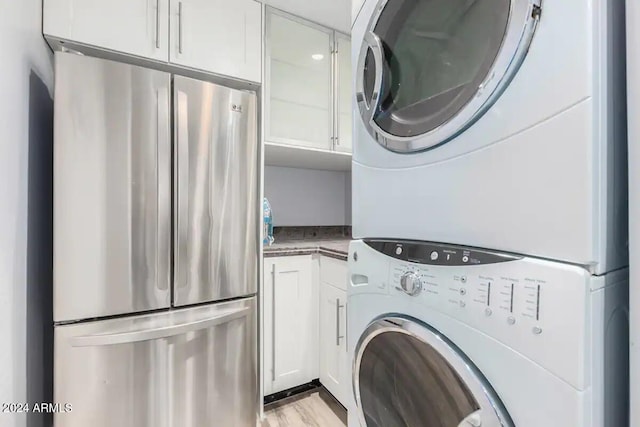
xmin=263 ymin=239 xmax=351 ymax=261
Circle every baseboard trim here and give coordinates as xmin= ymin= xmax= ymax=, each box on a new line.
xmin=264 ymin=379 xmax=322 ymax=405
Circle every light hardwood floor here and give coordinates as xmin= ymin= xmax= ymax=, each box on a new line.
xmin=261 ymin=388 xmax=347 ymax=427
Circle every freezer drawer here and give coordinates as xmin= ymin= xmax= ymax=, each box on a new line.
xmin=54 ymin=297 xmax=257 ymax=427
xmin=173 ymin=75 xmax=259 ymax=306
xmin=54 ymin=52 xmax=172 ymax=322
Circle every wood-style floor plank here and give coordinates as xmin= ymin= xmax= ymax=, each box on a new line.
xmin=261 ymin=389 xmax=347 ymax=427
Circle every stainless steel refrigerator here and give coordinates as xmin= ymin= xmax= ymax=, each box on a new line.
xmin=53 ymin=52 xmax=258 ymax=427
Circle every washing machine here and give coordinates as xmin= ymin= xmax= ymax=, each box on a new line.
xmin=346 ymin=240 xmax=629 ymax=427
xmin=351 ymin=0 xmax=628 ymax=274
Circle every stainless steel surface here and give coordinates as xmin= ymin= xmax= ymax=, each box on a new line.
xmin=158 ymin=87 xmax=172 ymax=292
xmin=335 ymin=298 xmax=344 ymax=346
xmin=353 ymin=317 xmax=513 ymax=427
xmin=53 ymin=52 xmax=171 ymax=322
xmin=399 ymin=271 xmax=422 ymax=296
xmin=355 ymin=0 xmax=541 ymax=153
xmin=71 ymin=305 xmax=249 ymax=347
xmin=155 ymin=0 xmax=160 ymax=49
xmin=178 ymin=1 xmax=183 ymax=54
xmin=173 ymin=75 xmax=259 ymax=306
xmin=55 ymin=297 xmax=257 ymax=427
xmin=271 ymin=263 xmax=276 ymax=382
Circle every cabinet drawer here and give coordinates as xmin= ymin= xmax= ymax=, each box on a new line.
xmin=320 ymin=256 xmax=348 ymax=291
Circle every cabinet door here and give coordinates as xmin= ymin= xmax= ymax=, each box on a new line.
xmin=320 ymin=283 xmax=348 ymax=405
xmin=266 ymin=11 xmax=333 ymax=150
xmin=44 ymin=0 xmax=169 ymax=61
xmin=335 ymin=33 xmax=353 ymax=153
xmin=169 ymin=0 xmax=261 ymax=82
xmin=263 ymin=256 xmax=318 ymax=395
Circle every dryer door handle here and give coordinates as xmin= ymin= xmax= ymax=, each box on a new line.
xmin=356 ymin=31 xmax=385 ymax=125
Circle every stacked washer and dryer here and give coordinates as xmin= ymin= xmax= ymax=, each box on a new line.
xmin=348 ymin=0 xmax=629 ymax=426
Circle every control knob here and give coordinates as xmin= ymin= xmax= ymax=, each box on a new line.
xmin=399 ymin=271 xmax=422 ymax=296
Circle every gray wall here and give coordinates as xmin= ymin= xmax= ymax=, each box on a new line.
xmin=264 ymin=166 xmax=352 ymax=226
xmin=0 ymin=1 xmax=54 ymax=426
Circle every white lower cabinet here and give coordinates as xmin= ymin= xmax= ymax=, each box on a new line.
xmin=262 ymin=254 xmax=350 ymax=408
xmin=319 ymin=255 xmax=351 ymax=407
xmin=319 ymin=282 xmax=349 ymax=405
xmin=263 ymin=255 xmax=318 ymax=395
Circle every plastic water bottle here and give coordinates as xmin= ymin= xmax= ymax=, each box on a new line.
xmin=263 ymin=198 xmax=274 ymax=246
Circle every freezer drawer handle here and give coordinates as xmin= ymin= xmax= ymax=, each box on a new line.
xmin=70 ymin=306 xmax=250 ymax=347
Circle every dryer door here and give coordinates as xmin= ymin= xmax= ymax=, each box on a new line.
xmin=356 ymin=0 xmax=541 ymax=153
xmin=354 ymin=317 xmax=513 ymax=427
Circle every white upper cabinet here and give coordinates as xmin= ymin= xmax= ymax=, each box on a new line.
xmin=335 ymin=34 xmax=352 ymax=153
xmin=264 ymin=8 xmax=353 ymax=169
xmin=44 ymin=0 xmax=170 ymax=61
xmin=266 ymin=12 xmax=333 ymax=150
xmin=169 ymin=0 xmax=262 ymax=83
xmin=43 ymin=0 xmax=261 ymax=82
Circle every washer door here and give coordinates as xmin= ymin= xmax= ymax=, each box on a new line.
xmin=356 ymin=0 xmax=541 ymax=153
xmin=354 ymin=317 xmax=513 ymax=427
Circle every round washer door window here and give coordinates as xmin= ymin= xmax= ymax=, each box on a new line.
xmin=354 ymin=317 xmax=513 ymax=427
xmin=356 ymin=0 xmax=541 ymax=152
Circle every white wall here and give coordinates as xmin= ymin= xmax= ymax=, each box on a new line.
xmin=264 ymin=166 xmax=351 ymax=226
xmin=0 ymin=1 xmax=54 ymax=426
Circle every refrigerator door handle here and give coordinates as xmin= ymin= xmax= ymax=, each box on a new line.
xmin=70 ymin=306 xmax=250 ymax=347
xmin=175 ymin=90 xmax=190 ymax=291
xmin=157 ymin=86 xmax=171 ymax=292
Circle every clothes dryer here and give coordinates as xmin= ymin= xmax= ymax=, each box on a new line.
xmin=351 ymin=0 xmax=628 ymax=274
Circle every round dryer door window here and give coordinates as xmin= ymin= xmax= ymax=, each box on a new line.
xmin=356 ymin=0 xmax=542 ymax=152
xmin=354 ymin=317 xmax=513 ymax=427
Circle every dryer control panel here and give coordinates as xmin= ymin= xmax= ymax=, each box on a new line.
xmin=355 ymin=239 xmax=602 ymax=390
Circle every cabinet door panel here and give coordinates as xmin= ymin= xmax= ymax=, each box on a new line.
xmin=264 ymin=256 xmax=318 ymax=395
xmin=263 ymin=259 xmax=275 ymax=396
xmin=320 ymin=256 xmax=349 ymax=291
xmin=44 ymin=0 xmax=169 ymax=61
xmin=266 ymin=11 xmax=333 ymax=149
xmin=170 ymin=0 xmax=261 ymax=82
xmin=320 ymin=283 xmax=347 ymax=404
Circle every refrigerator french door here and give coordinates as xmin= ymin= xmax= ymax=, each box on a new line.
xmin=53 ymin=52 xmax=258 ymax=427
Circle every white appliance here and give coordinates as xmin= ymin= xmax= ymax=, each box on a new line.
xmin=53 ymin=52 xmax=259 ymax=426
xmin=347 ymin=240 xmax=629 ymax=427
xmin=350 ymin=0 xmax=628 ymax=274
xmin=627 ymin=0 xmax=640 ymax=421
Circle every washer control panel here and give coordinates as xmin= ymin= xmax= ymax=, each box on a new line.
xmin=359 ymin=239 xmax=594 ymax=388
xmin=366 ymin=239 xmax=521 ymax=266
